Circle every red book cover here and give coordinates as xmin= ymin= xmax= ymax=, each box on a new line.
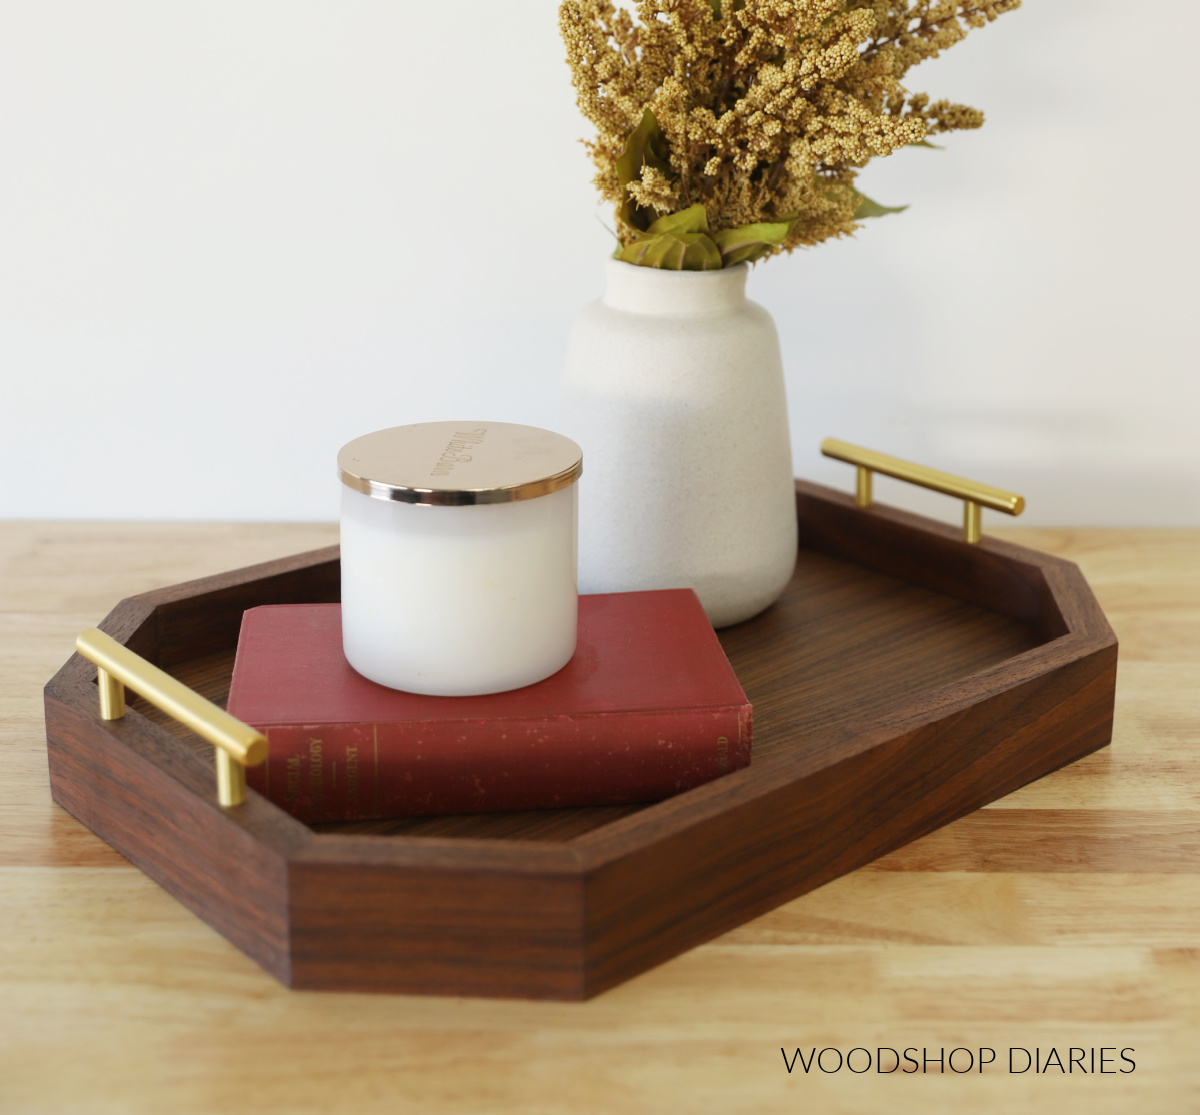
xmin=227 ymin=591 xmax=752 ymax=823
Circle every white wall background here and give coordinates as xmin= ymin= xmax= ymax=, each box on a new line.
xmin=2 ymin=0 xmax=1197 ymax=526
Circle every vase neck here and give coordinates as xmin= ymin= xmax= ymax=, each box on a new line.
xmin=602 ymin=259 xmax=748 ymax=315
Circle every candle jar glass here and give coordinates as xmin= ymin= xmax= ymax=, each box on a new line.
xmin=337 ymin=422 xmax=582 ymax=696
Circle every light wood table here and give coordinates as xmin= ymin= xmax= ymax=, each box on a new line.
xmin=2 ymin=524 xmax=1197 ymax=1114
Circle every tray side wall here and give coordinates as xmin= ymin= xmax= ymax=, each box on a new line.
xmin=578 ymin=637 xmax=1117 ymax=997
xmin=134 ymin=548 xmax=340 ymax=666
xmin=286 ymin=858 xmax=586 ymax=999
xmin=796 ymin=480 xmax=1067 ymax=634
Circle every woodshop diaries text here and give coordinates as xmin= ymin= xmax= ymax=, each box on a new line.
xmin=782 ymin=1047 xmax=1136 ymax=1074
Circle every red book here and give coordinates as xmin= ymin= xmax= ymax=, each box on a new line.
xmin=227 ymin=592 xmax=751 ymax=823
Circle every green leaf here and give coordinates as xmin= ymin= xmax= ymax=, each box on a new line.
xmin=617 ymin=197 xmax=642 ymax=233
xmin=615 ymin=109 xmax=675 ymax=233
xmin=617 ymin=197 xmax=647 ymax=234
xmin=644 ymin=204 xmax=709 ymax=237
xmin=618 ymin=231 xmax=722 ymax=271
xmin=679 ymin=234 xmax=722 ymax=270
xmin=852 ymin=193 xmax=908 ymax=219
xmin=713 ymin=216 xmax=796 ymax=266
xmin=615 ymin=109 xmax=671 ymax=189
xmin=907 ymin=139 xmax=944 ymax=150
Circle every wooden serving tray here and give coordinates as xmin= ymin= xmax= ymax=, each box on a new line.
xmin=43 ymin=480 xmax=1117 ymax=999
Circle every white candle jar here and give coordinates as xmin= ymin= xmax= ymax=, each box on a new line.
xmin=337 ymin=421 xmax=582 ymax=696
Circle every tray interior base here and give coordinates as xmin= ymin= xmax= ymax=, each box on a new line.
xmin=137 ymin=545 xmax=1044 ymax=843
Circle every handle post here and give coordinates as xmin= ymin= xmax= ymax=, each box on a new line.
xmin=97 ymin=667 xmax=126 ymax=720
xmin=855 ymin=466 xmax=872 ymax=508
xmin=963 ymin=500 xmax=982 ymax=544
xmin=216 ymin=749 xmax=247 ymax=806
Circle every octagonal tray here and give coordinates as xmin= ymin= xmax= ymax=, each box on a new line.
xmin=43 ymin=480 xmax=1117 ymax=999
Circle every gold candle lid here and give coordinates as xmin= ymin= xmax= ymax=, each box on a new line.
xmin=338 ymin=422 xmax=583 ymax=506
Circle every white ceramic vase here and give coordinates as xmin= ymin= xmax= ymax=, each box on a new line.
xmin=559 ymin=258 xmax=797 ymax=628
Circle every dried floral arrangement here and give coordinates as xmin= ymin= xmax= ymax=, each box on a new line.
xmin=560 ymin=0 xmax=1020 ymax=269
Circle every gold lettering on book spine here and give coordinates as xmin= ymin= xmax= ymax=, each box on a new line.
xmin=717 ymin=736 xmax=728 ymax=773
xmin=285 ymin=754 xmax=302 ymax=804
xmin=308 ymin=737 xmax=324 ymax=812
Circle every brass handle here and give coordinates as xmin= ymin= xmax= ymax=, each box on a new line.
xmin=820 ymin=438 xmax=1025 ymax=543
xmin=75 ymin=628 xmax=267 ymax=807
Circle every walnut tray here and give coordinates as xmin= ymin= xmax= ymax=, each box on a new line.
xmin=43 ymin=480 xmax=1117 ymax=999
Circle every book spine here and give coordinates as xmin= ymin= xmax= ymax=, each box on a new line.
xmin=245 ymin=706 xmax=751 ymax=823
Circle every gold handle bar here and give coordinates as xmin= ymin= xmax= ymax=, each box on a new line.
xmin=75 ymin=627 xmax=267 ymax=807
xmin=820 ymin=437 xmax=1025 ymax=544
